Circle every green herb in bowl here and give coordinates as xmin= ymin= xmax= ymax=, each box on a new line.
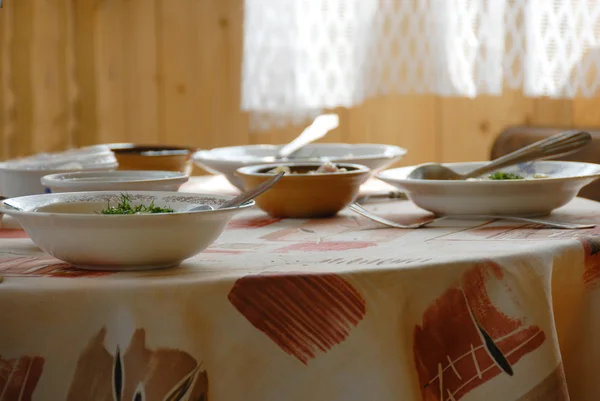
xmin=99 ymin=194 xmax=174 ymax=215
xmin=488 ymin=172 xmax=524 ymax=180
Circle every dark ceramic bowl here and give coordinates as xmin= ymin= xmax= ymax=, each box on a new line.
xmin=108 ymin=144 xmax=196 ymax=175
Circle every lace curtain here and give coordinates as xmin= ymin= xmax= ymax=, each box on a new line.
xmin=241 ymin=0 xmax=600 ymax=130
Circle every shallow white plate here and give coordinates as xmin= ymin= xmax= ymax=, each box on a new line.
xmin=41 ymin=170 xmax=189 ymax=193
xmin=193 ymin=143 xmax=407 ymax=189
xmin=0 ymin=191 xmax=253 ymax=271
xmin=0 ymin=147 xmax=118 ymax=197
xmin=376 ymin=161 xmax=600 ymax=216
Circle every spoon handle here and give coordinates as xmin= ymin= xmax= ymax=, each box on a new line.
xmin=464 ymin=130 xmax=591 ymax=179
xmin=277 ymin=114 xmax=339 ymax=159
xmin=220 ymin=171 xmax=284 ymax=209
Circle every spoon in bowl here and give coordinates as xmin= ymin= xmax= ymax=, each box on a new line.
xmin=276 ymin=114 xmax=339 ymax=159
xmin=188 ymin=171 xmax=285 ymax=211
xmin=408 ymin=130 xmax=591 ymax=180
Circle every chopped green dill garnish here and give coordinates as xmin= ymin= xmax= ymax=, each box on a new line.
xmin=488 ymin=172 xmax=524 ymax=180
xmin=99 ymin=194 xmax=174 ymax=215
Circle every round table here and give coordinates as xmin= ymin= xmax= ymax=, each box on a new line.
xmin=1 ymin=178 xmax=599 ymax=401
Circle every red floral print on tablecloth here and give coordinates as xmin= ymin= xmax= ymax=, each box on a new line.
xmin=275 ymin=241 xmax=376 ymax=253
xmin=0 ymin=229 xmax=28 ymax=239
xmin=262 ymin=214 xmax=412 ymax=243
xmin=514 ymin=363 xmax=568 ymax=400
xmin=0 ymin=256 xmax=112 ymax=278
xmin=0 ymin=355 xmax=44 ymax=401
xmin=228 ymin=272 xmax=366 ymax=364
xmin=578 ymin=236 xmax=600 ymax=289
xmin=67 ymin=327 xmax=208 ymax=401
xmin=227 ymin=216 xmax=282 ymax=229
xmin=414 ymin=261 xmax=550 ymax=401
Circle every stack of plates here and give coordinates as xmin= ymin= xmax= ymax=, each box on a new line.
xmin=0 ymin=146 xmax=118 ymax=197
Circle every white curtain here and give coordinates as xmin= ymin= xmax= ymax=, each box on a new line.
xmin=241 ymin=0 xmax=600 ymax=130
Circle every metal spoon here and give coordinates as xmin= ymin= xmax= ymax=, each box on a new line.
xmin=188 ymin=171 xmax=285 ymax=211
xmin=349 ymin=203 xmax=595 ymax=230
xmin=407 ymin=130 xmax=592 ymax=180
xmin=276 ymin=114 xmax=339 ymax=159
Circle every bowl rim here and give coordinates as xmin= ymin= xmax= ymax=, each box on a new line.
xmin=0 ymin=191 xmax=254 ymax=218
xmin=108 ymin=143 xmax=198 ymax=155
xmin=41 ymin=170 xmax=190 ymax=187
xmin=0 ymin=162 xmax=119 ymax=173
xmin=193 ymin=143 xmax=408 ymax=163
xmin=236 ymin=162 xmax=371 ymax=177
xmin=377 ymin=160 xmax=600 ymax=185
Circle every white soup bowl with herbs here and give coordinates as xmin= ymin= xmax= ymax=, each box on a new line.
xmin=0 ymin=191 xmax=253 ymax=271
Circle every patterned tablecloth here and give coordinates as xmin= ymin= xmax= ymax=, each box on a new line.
xmin=1 ymin=177 xmax=600 ymax=401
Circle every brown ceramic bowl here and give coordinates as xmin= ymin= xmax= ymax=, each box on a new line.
xmin=236 ymin=162 xmax=370 ymax=218
xmin=107 ymin=144 xmax=196 ymax=175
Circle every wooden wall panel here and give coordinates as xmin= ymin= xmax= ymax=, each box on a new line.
xmin=0 ymin=1 xmax=14 ymax=159
xmin=94 ymin=0 xmax=126 ymax=144
xmin=10 ymin=0 xmax=35 ymax=157
xmin=28 ymin=0 xmax=73 ymax=153
xmin=532 ymin=98 xmax=573 ymax=127
xmin=122 ymin=0 xmax=160 ymax=144
xmin=572 ymin=98 xmax=600 ymax=127
xmin=438 ymin=92 xmax=535 ymax=162
xmin=345 ymin=96 xmax=438 ymax=167
xmin=158 ymin=0 xmax=249 ymax=150
xmin=220 ymin=0 xmax=250 ymax=147
xmin=195 ymin=0 xmax=248 ymax=148
xmin=0 ymin=0 xmax=597 ymax=168
xmin=62 ymin=0 xmax=77 ymax=152
xmin=72 ymin=0 xmax=99 ymax=147
xmin=157 ymin=0 xmax=202 ymax=147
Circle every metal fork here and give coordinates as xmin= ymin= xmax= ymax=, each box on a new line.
xmin=349 ymin=203 xmax=595 ymax=230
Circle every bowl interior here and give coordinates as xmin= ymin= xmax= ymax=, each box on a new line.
xmin=35 ymin=201 xmax=110 ymax=214
xmin=200 ymin=143 xmax=406 ymax=161
xmin=44 ymin=170 xmax=187 ymax=183
xmin=251 ymin=163 xmax=365 ymax=175
xmin=3 ymin=191 xmax=252 ymax=215
xmin=111 ymin=144 xmax=194 ymax=157
xmin=380 ymin=161 xmax=600 ymax=182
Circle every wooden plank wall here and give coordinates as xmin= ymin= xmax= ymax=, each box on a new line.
xmin=0 ymin=0 xmax=597 ymax=170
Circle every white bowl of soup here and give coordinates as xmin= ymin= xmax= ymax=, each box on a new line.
xmin=0 ymin=191 xmax=253 ymax=271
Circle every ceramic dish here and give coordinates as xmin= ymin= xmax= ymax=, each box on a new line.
xmin=107 ymin=144 xmax=196 ymax=174
xmin=236 ymin=162 xmax=370 ymax=218
xmin=194 ymin=143 xmax=406 ymax=189
xmin=41 ymin=170 xmax=189 ymax=193
xmin=377 ymin=161 xmax=600 ymax=216
xmin=0 ymin=191 xmax=253 ymax=271
xmin=0 ymin=148 xmax=118 ymax=197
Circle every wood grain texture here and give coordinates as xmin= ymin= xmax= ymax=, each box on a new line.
xmin=346 ymin=95 xmax=438 ymax=167
xmin=10 ymin=0 xmax=35 ymax=157
xmin=122 ymin=0 xmax=160 ymax=144
xmin=72 ymin=0 xmax=99 ymax=147
xmin=157 ymin=0 xmax=202 ymax=147
xmin=0 ymin=1 xmax=14 ymax=159
xmin=0 ymin=0 xmax=596 ymax=166
xmin=29 ymin=0 xmax=73 ymax=153
xmin=95 ymin=0 xmax=126 ymax=144
xmin=438 ymin=92 xmax=535 ymax=163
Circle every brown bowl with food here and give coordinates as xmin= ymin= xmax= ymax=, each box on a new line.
xmin=107 ymin=144 xmax=196 ymax=175
xmin=236 ymin=162 xmax=370 ymax=218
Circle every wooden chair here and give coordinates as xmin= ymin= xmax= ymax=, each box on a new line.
xmin=491 ymin=126 xmax=600 ymax=201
